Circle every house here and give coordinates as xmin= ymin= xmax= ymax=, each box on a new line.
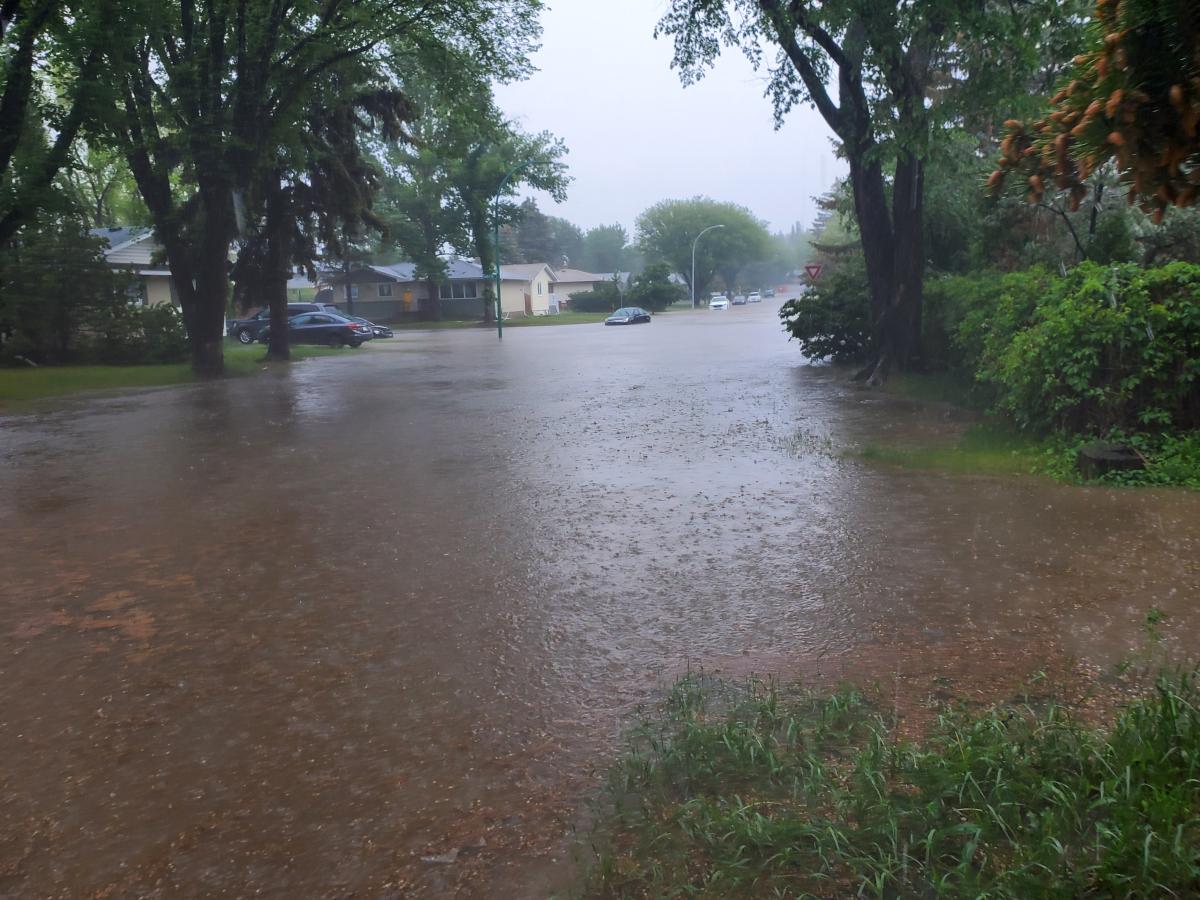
xmin=333 ymin=258 xmax=491 ymax=318
xmin=497 ymin=263 xmax=556 ymax=316
xmin=548 ymin=267 xmax=622 ymax=309
xmin=91 ymin=227 xmax=178 ymax=307
xmin=334 ymin=258 xmax=565 ymax=319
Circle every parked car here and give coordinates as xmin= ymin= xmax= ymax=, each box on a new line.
xmin=604 ymin=306 xmax=652 ymax=325
xmin=229 ymin=302 xmax=341 ymax=344
xmin=348 ymin=316 xmax=394 ymax=338
xmin=747 ymin=291 xmax=762 ymax=303
xmin=764 ymin=288 xmax=775 ymax=298
xmin=731 ymin=294 xmax=747 ymax=305
xmin=260 ymin=312 xmax=372 ymax=347
xmin=709 ymin=295 xmax=729 ymax=310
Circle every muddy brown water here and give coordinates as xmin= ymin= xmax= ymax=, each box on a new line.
xmin=1 ymin=304 xmax=1198 ymax=896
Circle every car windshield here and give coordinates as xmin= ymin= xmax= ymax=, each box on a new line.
xmin=611 ymin=309 xmax=633 ymax=316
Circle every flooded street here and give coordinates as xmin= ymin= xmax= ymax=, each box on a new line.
xmin=2 ymin=303 xmax=1198 ymax=896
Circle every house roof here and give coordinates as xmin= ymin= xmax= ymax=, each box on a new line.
xmin=499 ymin=262 xmax=555 ymax=282
xmin=90 ymin=227 xmax=163 ymax=268
xmin=337 ymin=258 xmax=489 ymax=284
xmin=91 ymin=226 xmax=150 ymax=250
xmin=553 ymin=267 xmax=607 ymax=283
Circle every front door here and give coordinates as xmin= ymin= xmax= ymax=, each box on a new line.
xmin=524 ymin=293 xmax=532 ymax=316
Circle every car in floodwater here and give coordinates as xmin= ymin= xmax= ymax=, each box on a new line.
xmin=260 ymin=312 xmax=373 ymax=347
xmin=709 ymin=295 xmax=729 ymax=310
xmin=747 ymin=291 xmax=762 ymax=303
xmin=731 ymin=294 xmax=747 ymax=305
xmin=605 ymin=307 xmax=652 ymax=325
xmin=348 ymin=316 xmax=394 ymax=338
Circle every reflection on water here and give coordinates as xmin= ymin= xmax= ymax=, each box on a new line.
xmin=1 ymin=306 xmax=1197 ymax=895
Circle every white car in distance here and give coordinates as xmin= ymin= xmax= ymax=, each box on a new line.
xmin=747 ymin=291 xmax=762 ymax=303
xmin=709 ymin=294 xmax=729 ymax=310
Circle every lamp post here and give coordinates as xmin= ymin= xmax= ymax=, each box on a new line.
xmin=691 ymin=224 xmax=725 ymax=309
xmin=492 ymin=160 xmax=533 ymax=340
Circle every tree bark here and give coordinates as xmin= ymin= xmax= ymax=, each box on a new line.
xmin=264 ymin=173 xmax=291 ymax=361
xmin=188 ymin=182 xmax=234 ymax=377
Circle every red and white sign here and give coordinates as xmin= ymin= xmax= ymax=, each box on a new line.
xmin=804 ymin=263 xmax=823 ymax=282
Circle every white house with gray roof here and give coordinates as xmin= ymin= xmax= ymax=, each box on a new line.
xmin=91 ymin=227 xmax=178 ymax=307
xmin=334 ymin=258 xmax=562 ymax=319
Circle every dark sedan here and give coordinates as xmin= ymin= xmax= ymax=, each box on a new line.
xmin=260 ymin=312 xmax=373 ymax=347
xmin=604 ymin=306 xmax=652 ymax=325
xmin=349 ymin=316 xmax=394 ymax=338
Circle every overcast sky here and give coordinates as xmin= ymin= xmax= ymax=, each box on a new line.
xmin=492 ymin=0 xmax=845 ymax=237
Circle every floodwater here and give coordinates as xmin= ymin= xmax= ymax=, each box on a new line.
xmin=1 ymin=303 xmax=1198 ymax=896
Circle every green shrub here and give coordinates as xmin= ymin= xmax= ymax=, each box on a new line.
xmin=778 ymin=257 xmax=871 ymax=362
xmin=90 ymin=302 xmax=189 ymax=364
xmin=0 ymin=222 xmax=126 ymax=365
xmin=983 ymin=262 xmax=1200 ymax=432
xmin=627 ymin=263 xmax=684 ymax=311
xmin=924 ymin=267 xmax=1056 ymax=375
xmin=568 ymin=283 xmax=621 ymax=312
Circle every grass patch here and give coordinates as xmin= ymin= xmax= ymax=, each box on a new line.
xmin=587 ymin=671 xmax=1200 ymax=898
xmin=859 ymin=423 xmax=1045 ymax=477
xmin=869 ymin=373 xmax=1200 ymax=487
xmin=888 ymin=370 xmax=991 ymax=410
xmin=0 ymin=342 xmax=346 ymax=410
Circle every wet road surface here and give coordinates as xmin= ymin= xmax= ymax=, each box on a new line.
xmin=2 ymin=303 xmax=1198 ymax=896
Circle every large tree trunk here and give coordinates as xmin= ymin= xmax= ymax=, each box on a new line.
xmin=847 ymin=149 xmax=897 ymax=381
xmin=189 ymin=183 xmax=234 ymax=377
xmin=887 ymin=151 xmax=925 ymax=372
xmin=264 ymin=175 xmax=292 ymax=361
xmin=847 ymin=141 xmax=926 ymax=384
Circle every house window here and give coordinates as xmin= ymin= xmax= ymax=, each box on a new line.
xmin=537 ymin=281 xmax=543 ymax=295
xmin=349 ymin=285 xmax=360 ymax=299
xmin=378 ymin=283 xmax=393 ymax=297
xmin=439 ymin=281 xmax=479 ymax=300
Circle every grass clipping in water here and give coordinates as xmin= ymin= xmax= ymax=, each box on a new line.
xmin=588 ymin=673 xmax=1200 ymax=898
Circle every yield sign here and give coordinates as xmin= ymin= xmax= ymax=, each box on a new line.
xmin=804 ymin=263 xmax=823 ymax=282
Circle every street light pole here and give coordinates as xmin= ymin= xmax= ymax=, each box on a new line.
xmin=492 ymin=160 xmax=533 ymax=340
xmin=691 ymin=224 xmax=725 ymax=309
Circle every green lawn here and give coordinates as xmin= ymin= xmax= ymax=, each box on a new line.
xmin=0 ymin=342 xmax=345 ymax=410
xmin=859 ymin=422 xmax=1046 ymax=477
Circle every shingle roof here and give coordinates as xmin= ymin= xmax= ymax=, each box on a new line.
xmin=90 ymin=227 xmax=162 ymax=267
xmin=499 ymin=262 xmax=554 ymax=282
xmin=553 ymin=267 xmax=606 ymax=282
xmin=345 ymin=258 xmax=488 ymax=283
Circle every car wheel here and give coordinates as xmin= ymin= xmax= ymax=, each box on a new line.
xmin=237 ymin=329 xmax=254 ymax=344
xmin=348 ymin=340 xmax=362 ymax=348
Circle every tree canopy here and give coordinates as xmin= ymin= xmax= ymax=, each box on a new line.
xmin=635 ymin=197 xmax=771 ymax=299
xmin=579 ymin=224 xmax=629 ymax=273
xmin=657 ymin=0 xmax=1088 ymax=380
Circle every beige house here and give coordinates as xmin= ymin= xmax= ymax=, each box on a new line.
xmin=497 ymin=263 xmax=556 ymax=316
xmin=92 ymin=227 xmax=177 ymax=307
xmin=551 ymin=267 xmax=605 ymax=306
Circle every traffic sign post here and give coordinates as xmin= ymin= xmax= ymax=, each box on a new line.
xmin=804 ymin=263 xmax=823 ymax=282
